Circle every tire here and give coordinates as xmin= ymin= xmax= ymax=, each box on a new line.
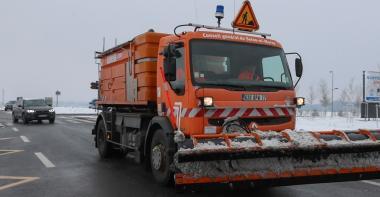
xmin=22 ymin=114 xmax=29 ymax=125
xmin=38 ymin=120 xmax=42 ymax=124
xmin=49 ymin=119 xmax=55 ymax=124
xmin=150 ymin=129 xmax=174 ymax=186
xmin=96 ymin=120 xmax=111 ymax=158
xmin=12 ymin=113 xmax=18 ymax=123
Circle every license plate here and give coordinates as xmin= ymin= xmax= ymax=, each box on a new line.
xmin=38 ymin=115 xmax=47 ymax=118
xmin=242 ymin=94 xmax=267 ymax=101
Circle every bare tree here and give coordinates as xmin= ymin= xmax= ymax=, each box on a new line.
xmin=340 ymin=89 xmax=349 ymax=104
xmin=353 ymin=82 xmax=363 ymax=116
xmin=340 ymin=88 xmax=350 ymax=117
xmin=339 ymin=77 xmax=362 ymax=116
xmin=308 ymin=85 xmax=315 ymax=105
xmin=319 ymin=79 xmax=330 ymax=116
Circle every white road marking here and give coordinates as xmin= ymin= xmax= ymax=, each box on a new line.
xmin=0 ymin=150 xmax=23 ymax=156
xmin=34 ymin=152 xmax=55 ymax=168
xmin=0 ymin=176 xmax=39 ymax=191
xmin=74 ymin=118 xmax=94 ymax=123
xmin=0 ymin=137 xmax=15 ymax=141
xmin=362 ymin=180 xmax=380 ymax=187
xmin=20 ymin=136 xmax=30 ymax=143
xmin=59 ymin=116 xmax=70 ymax=119
xmin=12 ymin=127 xmax=19 ymax=132
xmin=65 ymin=119 xmax=81 ymax=124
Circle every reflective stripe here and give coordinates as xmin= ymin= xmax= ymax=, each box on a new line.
xmin=166 ymin=107 xmax=295 ymax=118
xmin=189 ymin=108 xmax=201 ymax=118
xmin=263 ymin=108 xmax=273 ymax=116
xmin=220 ymin=108 xmax=233 ymax=118
xmin=276 ymin=108 xmax=285 ymax=116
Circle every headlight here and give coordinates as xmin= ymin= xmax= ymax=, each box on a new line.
xmin=295 ymin=97 xmax=305 ymax=107
xmin=27 ymin=110 xmax=35 ymax=113
xmin=49 ymin=109 xmax=55 ymax=113
xmin=202 ymin=97 xmax=214 ymax=107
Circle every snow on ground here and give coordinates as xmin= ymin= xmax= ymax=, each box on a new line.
xmin=54 ymin=107 xmax=98 ymax=115
xmin=296 ymin=116 xmax=380 ymax=131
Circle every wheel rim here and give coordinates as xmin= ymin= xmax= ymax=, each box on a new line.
xmin=152 ymin=144 xmax=163 ymax=171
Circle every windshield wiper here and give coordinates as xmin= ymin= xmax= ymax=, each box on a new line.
xmin=245 ymin=85 xmax=290 ymax=92
xmin=200 ymin=83 xmax=246 ymax=91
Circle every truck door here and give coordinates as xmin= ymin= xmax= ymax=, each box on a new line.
xmin=164 ymin=43 xmax=189 ymax=131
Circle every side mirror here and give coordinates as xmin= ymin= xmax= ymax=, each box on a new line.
xmin=163 ymin=44 xmax=181 ymax=82
xmin=285 ymin=52 xmax=303 ymax=88
xmin=295 ymin=58 xmax=303 ymax=78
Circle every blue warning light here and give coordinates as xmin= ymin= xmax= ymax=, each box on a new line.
xmin=215 ymin=5 xmax=224 ymax=19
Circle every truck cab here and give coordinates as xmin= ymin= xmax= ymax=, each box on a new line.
xmin=157 ymin=31 xmax=302 ymax=136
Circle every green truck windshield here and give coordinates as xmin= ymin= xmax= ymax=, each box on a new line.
xmin=190 ymin=40 xmax=293 ymax=90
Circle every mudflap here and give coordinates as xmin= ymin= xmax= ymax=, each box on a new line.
xmin=174 ymin=129 xmax=380 ymax=185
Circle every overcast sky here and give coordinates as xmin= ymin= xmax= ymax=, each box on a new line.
xmin=1 ymin=0 xmax=379 ymax=103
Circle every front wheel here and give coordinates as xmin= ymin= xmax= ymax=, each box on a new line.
xmin=22 ymin=115 xmax=29 ymax=125
xmin=150 ymin=129 xmax=174 ymax=186
xmin=12 ymin=113 xmax=18 ymax=123
xmin=49 ymin=119 xmax=55 ymax=124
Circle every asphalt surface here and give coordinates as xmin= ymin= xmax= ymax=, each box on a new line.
xmin=1 ymin=110 xmax=380 ymax=197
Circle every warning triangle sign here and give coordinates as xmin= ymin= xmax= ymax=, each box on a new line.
xmin=232 ymin=0 xmax=260 ymax=31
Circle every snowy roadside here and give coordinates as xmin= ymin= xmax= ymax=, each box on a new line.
xmin=296 ymin=116 xmax=380 ymax=131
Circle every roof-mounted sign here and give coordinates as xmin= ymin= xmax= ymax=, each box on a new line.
xmin=232 ymin=0 xmax=260 ymax=32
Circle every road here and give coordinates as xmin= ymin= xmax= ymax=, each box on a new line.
xmin=1 ymin=110 xmax=380 ymax=197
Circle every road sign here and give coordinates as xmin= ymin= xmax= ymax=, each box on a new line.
xmin=232 ymin=0 xmax=260 ymax=31
xmin=365 ymin=71 xmax=380 ymax=102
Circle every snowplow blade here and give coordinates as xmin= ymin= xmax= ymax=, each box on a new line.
xmin=174 ymin=129 xmax=380 ymax=186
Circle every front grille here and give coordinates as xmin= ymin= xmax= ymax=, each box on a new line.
xmin=208 ymin=117 xmax=291 ymax=127
xmin=35 ymin=110 xmax=49 ymax=115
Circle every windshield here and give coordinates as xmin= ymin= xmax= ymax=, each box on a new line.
xmin=24 ymin=99 xmax=48 ymax=107
xmin=190 ymin=40 xmax=293 ymax=90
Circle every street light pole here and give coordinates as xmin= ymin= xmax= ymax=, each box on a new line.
xmin=1 ymin=89 xmax=4 ymax=107
xmin=330 ymin=71 xmax=334 ymax=117
xmin=55 ymin=90 xmax=61 ymax=107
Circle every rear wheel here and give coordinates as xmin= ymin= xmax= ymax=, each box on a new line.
xmin=150 ymin=129 xmax=174 ymax=186
xmin=96 ymin=120 xmax=111 ymax=158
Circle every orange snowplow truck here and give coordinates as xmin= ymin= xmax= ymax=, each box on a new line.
xmin=92 ymin=23 xmax=380 ymax=187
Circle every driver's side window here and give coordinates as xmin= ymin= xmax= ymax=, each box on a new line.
xmin=169 ymin=47 xmax=185 ymax=95
xmin=262 ymin=56 xmax=288 ymax=83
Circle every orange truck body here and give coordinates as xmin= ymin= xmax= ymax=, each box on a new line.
xmin=93 ymin=27 xmax=380 ymax=187
xmin=97 ymin=32 xmax=168 ymax=105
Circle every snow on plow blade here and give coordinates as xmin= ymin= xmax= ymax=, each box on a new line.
xmin=174 ymin=129 xmax=380 ymax=185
